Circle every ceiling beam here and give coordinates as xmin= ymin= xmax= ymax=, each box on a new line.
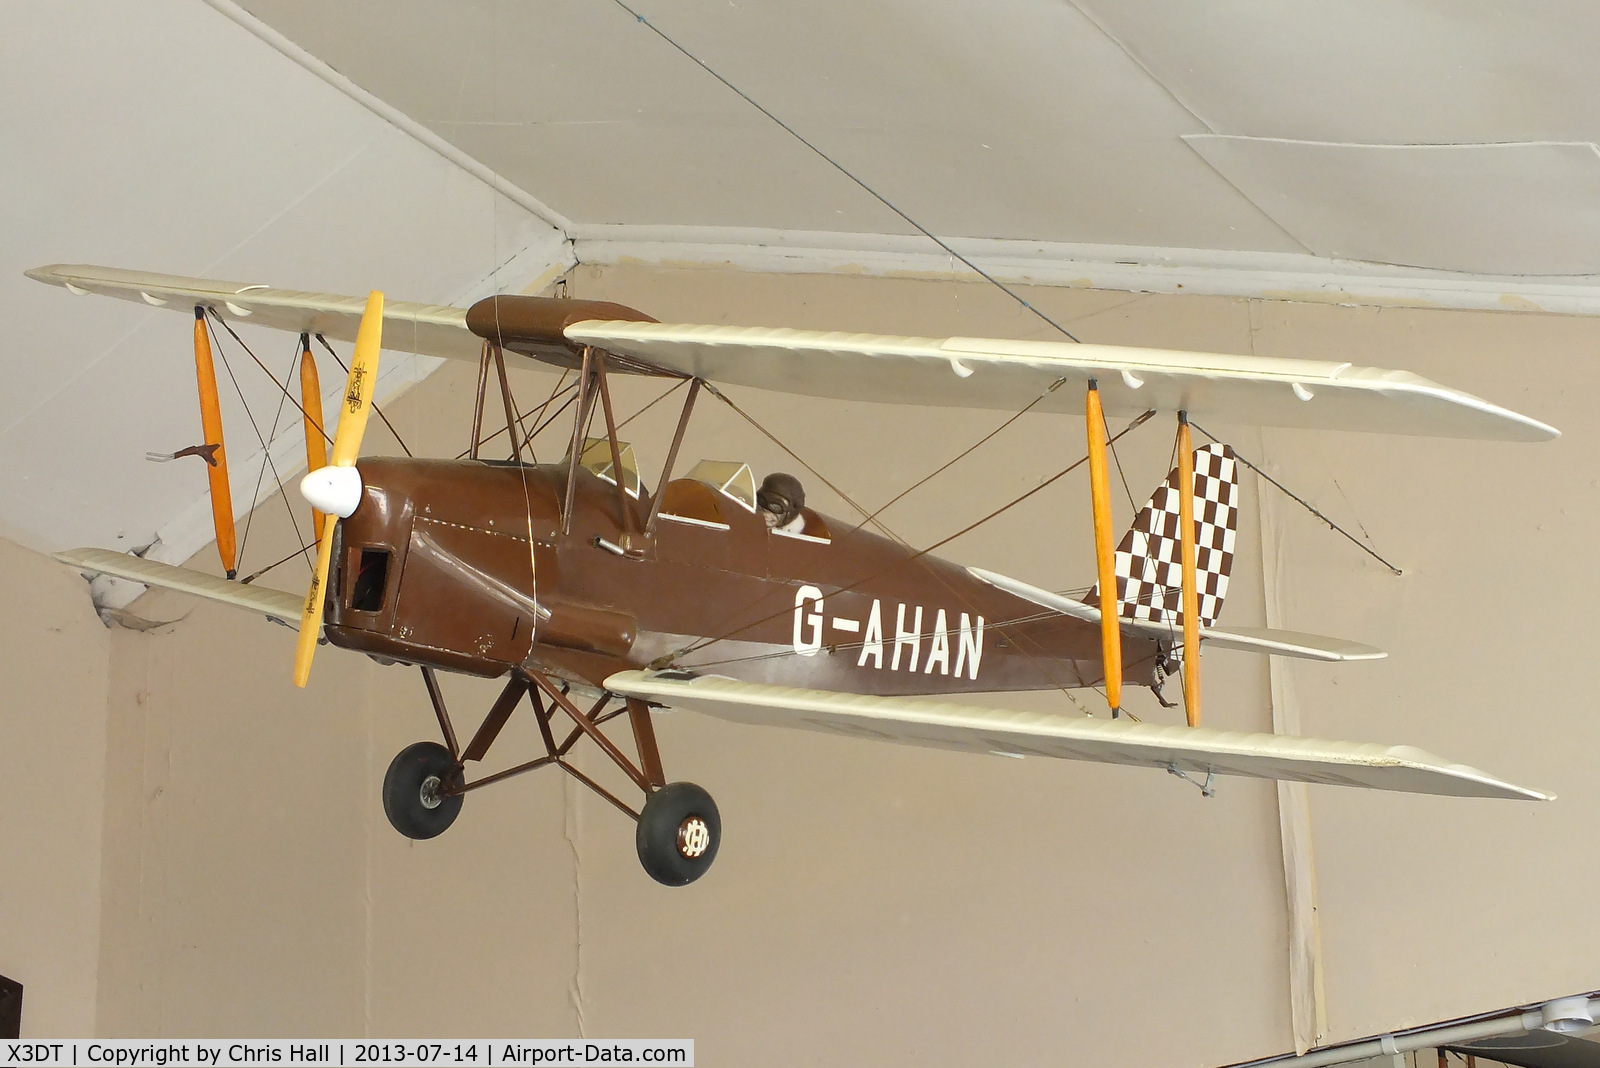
xmin=573 ymin=224 xmax=1600 ymax=316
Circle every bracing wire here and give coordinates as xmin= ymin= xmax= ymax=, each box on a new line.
xmin=673 ymin=409 xmax=1157 ymax=660
xmin=519 ymin=369 xmax=575 ymax=456
xmin=210 ymin=313 xmax=329 ymax=446
xmin=204 ymin=315 xmax=313 ymax=570
xmin=312 ymin=334 xmax=413 ymax=457
xmin=1190 ymin=421 xmax=1402 ymax=576
xmin=697 ymin=379 xmax=1093 ymax=694
xmin=239 ymin=541 xmax=315 ymax=586
xmin=838 ymin=377 xmax=1069 ymax=544
xmin=702 ymin=382 xmax=903 ymax=543
xmin=616 ymin=376 xmax=689 ymax=432
xmin=236 ymin=337 xmax=301 ymax=569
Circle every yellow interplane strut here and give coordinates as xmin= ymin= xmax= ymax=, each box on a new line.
xmin=298 ymin=334 xmax=328 ymax=544
xmin=1177 ymin=415 xmax=1202 ymax=728
xmin=1085 ymin=381 xmax=1121 ymax=713
xmin=192 ymin=307 xmax=237 ymax=578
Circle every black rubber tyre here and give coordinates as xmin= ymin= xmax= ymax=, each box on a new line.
xmin=382 ymin=741 xmax=463 ymax=840
xmin=636 ymin=782 xmax=721 ymax=886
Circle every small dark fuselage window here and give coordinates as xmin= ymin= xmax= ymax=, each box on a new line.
xmin=351 ymin=548 xmax=391 ymax=612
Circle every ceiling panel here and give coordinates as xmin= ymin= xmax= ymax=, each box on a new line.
xmin=233 ymin=0 xmax=1296 ymax=247
xmin=0 ymin=0 xmax=564 ymax=556
xmin=1187 ymin=137 xmax=1600 ymax=274
xmin=1077 ymin=0 xmax=1600 ymax=145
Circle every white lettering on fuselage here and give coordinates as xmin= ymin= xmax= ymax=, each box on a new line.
xmin=793 ymin=585 xmax=824 ymax=656
xmin=792 ymin=591 xmax=984 ymax=679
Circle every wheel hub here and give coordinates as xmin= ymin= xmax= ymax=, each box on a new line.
xmin=676 ymin=814 xmax=711 ymax=859
xmin=419 ymin=774 xmax=443 ymax=810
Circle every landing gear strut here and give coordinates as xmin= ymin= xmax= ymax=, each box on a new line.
xmin=381 ymin=665 xmax=720 ymax=885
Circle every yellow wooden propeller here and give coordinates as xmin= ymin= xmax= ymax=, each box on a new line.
xmin=293 ymin=291 xmax=383 ymax=687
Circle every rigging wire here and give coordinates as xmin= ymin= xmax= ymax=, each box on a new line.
xmin=209 ymin=313 xmax=330 ymax=447
xmin=616 ymin=376 xmax=689 ymax=432
xmin=707 ymin=379 xmax=1083 ymax=691
xmin=242 ymin=372 xmax=603 ymax=588
xmin=698 ymin=376 xmax=1104 ymax=695
xmin=313 ymin=334 xmax=413 ymax=457
xmin=1190 ymin=421 xmax=1402 ymax=576
xmin=595 ymin=3 xmax=1191 ymax=696
xmin=608 ymin=0 xmax=1082 ymax=345
xmin=530 ymin=389 xmax=583 ymax=452
xmin=1102 ymin=403 xmax=1141 ymax=512
xmin=837 ymin=377 xmax=1069 ymax=543
xmin=519 ymin=369 xmax=574 ymax=456
xmin=239 ymin=540 xmax=315 ymax=586
xmin=204 ymin=315 xmax=312 ymax=571
xmin=235 ymin=337 xmax=301 ymax=569
xmin=672 ymin=408 xmax=1156 ymax=660
xmin=454 ymin=378 xmax=581 ymax=460
xmin=703 ymin=382 xmax=903 ymax=543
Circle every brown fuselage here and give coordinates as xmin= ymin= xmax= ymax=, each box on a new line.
xmin=322 ymin=458 xmax=1162 ymax=696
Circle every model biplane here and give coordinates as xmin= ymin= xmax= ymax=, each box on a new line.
xmin=27 ymin=263 xmax=1558 ymax=885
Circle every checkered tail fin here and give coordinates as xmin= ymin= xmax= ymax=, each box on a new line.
xmin=1090 ymin=443 xmax=1239 ymax=629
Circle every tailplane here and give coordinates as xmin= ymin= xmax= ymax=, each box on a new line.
xmin=1092 ymin=443 xmax=1239 ymax=629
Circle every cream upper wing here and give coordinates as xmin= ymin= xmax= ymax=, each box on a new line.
xmin=604 ymin=671 xmax=1550 ymax=801
xmin=564 ymin=320 xmax=1557 ymax=442
xmin=27 ymin=263 xmax=482 ymax=363
xmin=31 ymin=263 xmax=1557 ymax=441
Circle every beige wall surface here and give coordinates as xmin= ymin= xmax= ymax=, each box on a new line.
xmin=1245 ymin=302 xmax=1600 ymax=1039
xmin=3 ymin=265 xmax=1591 ymax=1064
xmin=0 ymin=537 xmax=111 ymax=1035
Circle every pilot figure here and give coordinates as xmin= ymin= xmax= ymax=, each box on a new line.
xmin=757 ymin=472 xmax=807 ymax=534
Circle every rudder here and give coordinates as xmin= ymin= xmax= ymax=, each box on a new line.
xmin=1091 ymin=443 xmax=1238 ymax=629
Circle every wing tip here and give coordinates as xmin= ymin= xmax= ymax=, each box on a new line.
xmin=53 ymin=546 xmax=107 ymax=567
xmin=25 ymin=264 xmax=69 ymax=285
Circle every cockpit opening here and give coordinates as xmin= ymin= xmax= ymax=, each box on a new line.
xmin=566 ymin=437 xmax=642 ymax=498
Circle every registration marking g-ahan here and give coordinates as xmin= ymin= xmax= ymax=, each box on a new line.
xmin=792 ymin=585 xmax=984 ymax=678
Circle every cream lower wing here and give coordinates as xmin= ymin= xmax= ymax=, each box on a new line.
xmin=604 ymin=670 xmax=1550 ymax=801
xmin=55 ymin=547 xmax=302 ymax=626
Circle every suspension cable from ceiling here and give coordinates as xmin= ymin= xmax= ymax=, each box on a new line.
xmin=609 ymin=0 xmax=1082 ymax=345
